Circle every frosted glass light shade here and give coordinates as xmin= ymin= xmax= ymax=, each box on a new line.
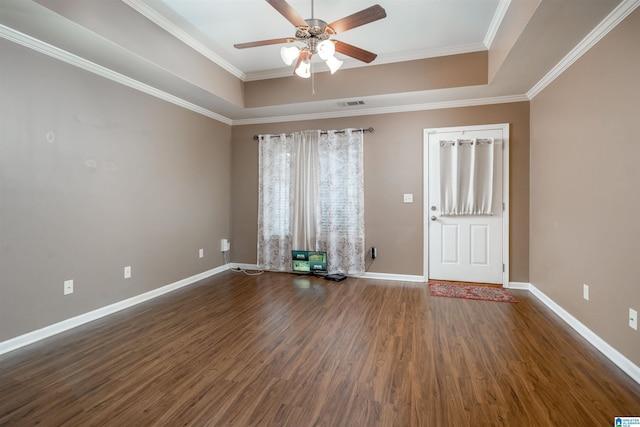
xmin=295 ymin=59 xmax=311 ymax=78
xmin=280 ymin=46 xmax=300 ymax=65
xmin=317 ymin=40 xmax=335 ymax=60
xmin=325 ymin=56 xmax=343 ymax=74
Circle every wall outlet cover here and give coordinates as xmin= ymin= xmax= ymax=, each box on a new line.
xmin=630 ymin=308 xmax=638 ymax=331
xmin=64 ymin=279 xmax=74 ymax=295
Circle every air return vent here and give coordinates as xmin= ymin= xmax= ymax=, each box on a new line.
xmin=337 ymin=100 xmax=365 ymax=107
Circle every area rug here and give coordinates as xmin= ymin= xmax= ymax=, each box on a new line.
xmin=429 ymin=283 xmax=518 ymax=303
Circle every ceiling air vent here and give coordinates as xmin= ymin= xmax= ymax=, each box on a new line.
xmin=338 ymin=100 xmax=365 ymax=107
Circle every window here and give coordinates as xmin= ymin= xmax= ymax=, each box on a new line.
xmin=257 ymin=130 xmax=365 ymax=274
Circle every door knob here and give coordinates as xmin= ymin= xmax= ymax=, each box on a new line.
xmin=431 ymin=216 xmax=437 ymax=221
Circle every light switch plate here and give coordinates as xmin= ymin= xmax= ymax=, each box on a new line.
xmin=630 ymin=308 xmax=638 ymax=331
xmin=124 ymin=266 xmax=131 ymax=279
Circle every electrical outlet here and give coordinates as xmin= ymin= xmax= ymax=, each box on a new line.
xmin=124 ymin=266 xmax=131 ymax=279
xmin=64 ymin=279 xmax=73 ymax=295
xmin=403 ymin=193 xmax=413 ymax=203
xmin=371 ymin=247 xmax=377 ymax=259
xmin=630 ymin=308 xmax=638 ymax=331
xmin=583 ymin=284 xmax=589 ymax=301
xmin=221 ymin=239 xmax=230 ymax=252
xmin=199 ymin=248 xmax=204 ymax=258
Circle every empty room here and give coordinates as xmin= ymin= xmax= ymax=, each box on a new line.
xmin=1 ymin=0 xmax=639 ymax=425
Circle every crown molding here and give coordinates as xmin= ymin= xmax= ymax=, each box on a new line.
xmin=231 ymin=94 xmax=529 ymax=126
xmin=1 ymin=23 xmax=526 ymax=127
xmin=0 ymin=25 xmax=233 ymax=125
xmin=122 ymin=0 xmax=491 ymax=83
xmin=122 ymin=0 xmax=246 ymax=81
xmin=7 ymin=0 xmax=636 ymax=128
xmin=527 ymin=0 xmax=639 ymax=99
xmin=484 ymin=0 xmax=511 ymax=49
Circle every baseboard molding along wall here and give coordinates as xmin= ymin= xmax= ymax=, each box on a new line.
xmin=1 ymin=269 xmax=638 ymax=385
xmin=229 ymin=265 xmax=426 ymax=283
xmin=361 ymin=271 xmax=426 ymax=282
xmin=511 ymin=282 xmax=640 ymax=385
xmin=0 ymin=264 xmax=230 ymax=356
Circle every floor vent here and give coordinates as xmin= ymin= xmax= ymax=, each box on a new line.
xmin=338 ymin=100 xmax=365 ymax=107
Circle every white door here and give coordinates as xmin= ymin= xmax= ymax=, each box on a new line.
xmin=424 ymin=124 xmax=508 ymax=285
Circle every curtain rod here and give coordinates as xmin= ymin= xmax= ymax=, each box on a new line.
xmin=253 ymin=127 xmax=374 ymax=140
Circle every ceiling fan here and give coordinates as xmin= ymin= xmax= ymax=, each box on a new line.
xmin=234 ymin=0 xmax=387 ymax=77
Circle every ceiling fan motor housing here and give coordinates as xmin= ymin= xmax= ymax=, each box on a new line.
xmin=295 ymin=19 xmax=332 ymax=54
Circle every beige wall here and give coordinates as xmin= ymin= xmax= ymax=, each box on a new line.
xmin=0 ymin=41 xmax=232 ymax=341
xmin=530 ymin=9 xmax=640 ymax=365
xmin=245 ymin=52 xmax=488 ymax=107
xmin=231 ymin=102 xmax=530 ymax=280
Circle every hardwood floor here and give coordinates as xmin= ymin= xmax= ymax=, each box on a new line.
xmin=1 ymin=271 xmax=639 ymax=426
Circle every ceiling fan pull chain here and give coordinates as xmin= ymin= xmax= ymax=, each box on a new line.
xmin=311 ymin=63 xmax=316 ymax=95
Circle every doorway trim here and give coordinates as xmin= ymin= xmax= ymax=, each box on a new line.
xmin=423 ymin=123 xmax=510 ymax=287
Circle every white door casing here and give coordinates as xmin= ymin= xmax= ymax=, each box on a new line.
xmin=423 ymin=124 xmax=509 ymax=286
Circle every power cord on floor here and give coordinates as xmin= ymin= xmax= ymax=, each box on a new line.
xmin=224 ymin=250 xmax=264 ymax=276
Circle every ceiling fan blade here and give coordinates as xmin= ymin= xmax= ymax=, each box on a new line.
xmin=266 ymin=0 xmax=307 ymax=27
xmin=334 ymin=41 xmax=377 ymax=63
xmin=234 ymin=38 xmax=295 ymax=49
xmin=327 ymin=4 xmax=387 ymax=34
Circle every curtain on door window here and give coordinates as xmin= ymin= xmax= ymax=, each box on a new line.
xmin=439 ymin=138 xmax=494 ymax=215
xmin=257 ymin=129 xmax=365 ymax=274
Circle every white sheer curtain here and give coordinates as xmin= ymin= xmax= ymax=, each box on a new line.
xmin=292 ymin=131 xmax=321 ymax=250
xmin=257 ymin=129 xmax=365 ymax=274
xmin=439 ymin=138 xmax=494 ymax=215
xmin=257 ymin=133 xmax=294 ymax=271
xmin=317 ymin=130 xmax=365 ymax=274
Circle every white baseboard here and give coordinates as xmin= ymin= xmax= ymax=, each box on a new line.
xmin=522 ymin=282 xmax=639 ymax=384
xmin=0 ymin=264 xmax=230 ymax=356
xmin=3 ymin=269 xmax=638 ymax=385
xmin=508 ymin=281 xmax=531 ymax=290
xmin=360 ymin=271 xmax=426 ymax=283
xmin=228 ymin=265 xmax=427 ymax=283
xmin=229 ymin=263 xmax=262 ymax=271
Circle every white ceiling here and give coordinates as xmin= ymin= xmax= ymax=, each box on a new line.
xmin=151 ymin=0 xmax=501 ymax=79
xmin=1 ymin=0 xmax=634 ymax=123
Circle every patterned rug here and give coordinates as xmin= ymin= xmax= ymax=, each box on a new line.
xmin=429 ymin=283 xmax=518 ymax=303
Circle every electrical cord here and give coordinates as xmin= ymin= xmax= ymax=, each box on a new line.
xmin=224 ymin=250 xmax=264 ymax=276
xmin=365 ymin=256 xmax=375 ymax=272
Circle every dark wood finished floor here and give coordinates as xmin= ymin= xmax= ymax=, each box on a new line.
xmin=1 ymin=271 xmax=639 ymax=426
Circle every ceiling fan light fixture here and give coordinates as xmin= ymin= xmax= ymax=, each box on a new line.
xmin=325 ymin=55 xmax=343 ymax=74
xmin=317 ymin=39 xmax=335 ymax=60
xmin=280 ymin=45 xmax=300 ymax=65
xmin=294 ymin=50 xmax=312 ymax=78
xmin=295 ymin=60 xmax=311 ymax=78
